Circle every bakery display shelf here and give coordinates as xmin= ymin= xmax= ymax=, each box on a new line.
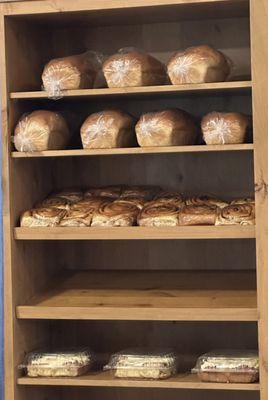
xmin=16 ymin=270 xmax=257 ymax=321
xmin=14 ymin=225 xmax=255 ymax=241
xmin=9 ymin=81 xmax=252 ymax=100
xmin=17 ymin=370 xmax=260 ymax=391
xmin=11 ymin=143 xmax=254 ymax=159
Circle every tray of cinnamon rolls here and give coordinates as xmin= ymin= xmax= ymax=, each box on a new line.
xmin=20 ymin=186 xmax=255 ymax=228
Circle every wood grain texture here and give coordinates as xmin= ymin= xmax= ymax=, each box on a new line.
xmin=251 ymin=1 xmax=268 ymax=399
xmin=11 ymin=144 xmax=254 ymax=158
xmin=17 ymin=371 xmax=260 ymax=391
xmin=14 ymin=226 xmax=256 ymax=240
xmin=16 ymin=270 xmax=257 ymax=321
xmin=10 ymin=81 xmax=252 ymax=99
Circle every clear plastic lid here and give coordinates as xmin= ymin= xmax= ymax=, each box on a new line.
xmin=21 ymin=348 xmax=94 ymax=371
xmin=192 ymin=350 xmax=259 ymax=374
xmin=104 ymin=348 xmax=178 ymax=371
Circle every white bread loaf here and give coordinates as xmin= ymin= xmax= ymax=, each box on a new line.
xmin=42 ymin=51 xmax=102 ymax=97
xmin=201 ymin=112 xmax=250 ymax=145
xmin=167 ymin=45 xmax=230 ymax=85
xmin=14 ymin=110 xmax=70 ymax=152
xmin=135 ymin=109 xmax=198 ymax=147
xmin=80 ymin=110 xmax=135 ymax=149
xmin=103 ymin=50 xmax=167 ymax=88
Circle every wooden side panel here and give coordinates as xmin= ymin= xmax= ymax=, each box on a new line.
xmin=250 ymin=1 xmax=268 ymax=400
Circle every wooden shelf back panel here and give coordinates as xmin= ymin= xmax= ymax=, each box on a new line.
xmin=17 ymin=371 xmax=260 ymax=391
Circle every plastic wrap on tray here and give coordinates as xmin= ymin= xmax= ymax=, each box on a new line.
xmin=22 ymin=348 xmax=94 ymax=377
xmin=192 ymin=350 xmax=259 ymax=383
xmin=104 ymin=348 xmax=178 ymax=379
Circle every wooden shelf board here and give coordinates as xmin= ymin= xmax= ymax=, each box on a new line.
xmin=10 ymin=81 xmax=252 ymax=100
xmin=14 ymin=226 xmax=256 ymax=241
xmin=11 ymin=144 xmax=254 ymax=159
xmin=17 ymin=371 xmax=259 ymax=391
xmin=16 ymin=270 xmax=257 ymax=321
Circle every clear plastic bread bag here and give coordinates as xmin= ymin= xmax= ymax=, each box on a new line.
xmin=19 ymin=348 xmax=95 ymax=377
xmin=103 ymin=47 xmax=167 ymax=88
xmin=104 ymin=348 xmax=178 ymax=379
xmin=42 ymin=50 xmax=104 ymax=100
xmin=192 ymin=350 xmax=259 ymax=375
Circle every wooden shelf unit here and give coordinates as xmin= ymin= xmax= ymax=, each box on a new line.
xmin=1 ymin=1 xmax=267 ymax=400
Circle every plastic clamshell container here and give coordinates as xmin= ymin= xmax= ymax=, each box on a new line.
xmin=192 ymin=350 xmax=259 ymax=383
xmin=22 ymin=348 xmax=94 ymax=377
xmin=104 ymin=348 xmax=178 ymax=379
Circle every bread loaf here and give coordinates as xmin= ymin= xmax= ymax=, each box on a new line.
xmin=179 ymin=205 xmax=217 ymax=226
xmin=201 ymin=112 xmax=250 ymax=145
xmin=167 ymin=45 xmax=230 ymax=85
xmin=138 ymin=201 xmax=179 ymax=227
xmin=91 ymin=201 xmax=139 ymax=227
xmin=135 ymin=109 xmax=198 ymax=147
xmin=216 ymin=204 xmax=255 ymax=226
xmin=20 ymin=208 xmax=66 ymax=227
xmin=103 ymin=50 xmax=167 ymax=88
xmin=14 ymin=110 xmax=70 ymax=152
xmin=80 ymin=110 xmax=135 ymax=149
xmin=42 ymin=51 xmax=102 ymax=97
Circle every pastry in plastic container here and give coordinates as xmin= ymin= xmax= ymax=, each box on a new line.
xmin=22 ymin=348 xmax=94 ymax=377
xmin=201 ymin=112 xmax=250 ymax=145
xmin=103 ymin=48 xmax=167 ymax=88
xmin=192 ymin=350 xmax=259 ymax=383
xmin=104 ymin=348 xmax=178 ymax=379
xmin=167 ymin=45 xmax=230 ymax=85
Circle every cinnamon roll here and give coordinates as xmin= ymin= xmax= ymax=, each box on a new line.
xmin=71 ymin=197 xmax=109 ymax=211
xmin=154 ymin=191 xmax=184 ymax=208
xmin=51 ymin=189 xmax=84 ymax=203
xmin=216 ymin=204 xmax=255 ymax=226
xmin=20 ymin=208 xmax=66 ymax=227
xmin=186 ymin=194 xmax=227 ymax=209
xmin=121 ymin=186 xmax=161 ymax=201
xmin=114 ymin=198 xmax=147 ymax=210
xmin=59 ymin=208 xmax=93 ymax=227
xmin=36 ymin=196 xmax=71 ymax=210
xmin=179 ymin=205 xmax=217 ymax=226
xmin=91 ymin=201 xmax=139 ymax=227
xmin=138 ymin=201 xmax=179 ymax=227
xmin=230 ymin=198 xmax=255 ymax=205
xmin=85 ymin=186 xmax=122 ymax=199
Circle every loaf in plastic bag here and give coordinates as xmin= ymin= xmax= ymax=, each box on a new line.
xmin=104 ymin=348 xmax=178 ymax=379
xmin=201 ymin=112 xmax=250 ymax=145
xmin=103 ymin=48 xmax=167 ymax=88
xmin=167 ymin=45 xmax=230 ymax=85
xmin=42 ymin=51 xmax=103 ymax=98
xmin=192 ymin=350 xmax=259 ymax=383
xmin=80 ymin=110 xmax=135 ymax=149
xmin=135 ymin=109 xmax=198 ymax=147
xmin=21 ymin=348 xmax=94 ymax=377
xmin=13 ymin=110 xmax=70 ymax=152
